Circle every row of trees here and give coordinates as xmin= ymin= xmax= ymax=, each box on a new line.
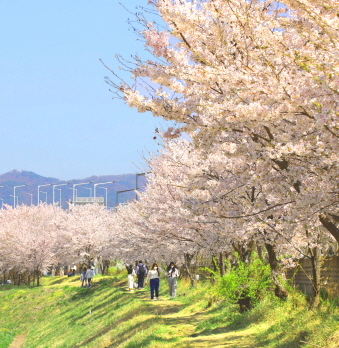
xmin=105 ymin=0 xmax=339 ymax=307
xmin=2 ymin=0 xmax=339 ymax=308
xmin=0 ymin=204 xmax=115 ymax=285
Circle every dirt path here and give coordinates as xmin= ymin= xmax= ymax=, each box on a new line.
xmin=149 ymin=300 xmax=260 ymax=348
xmin=8 ymin=334 xmax=27 ymax=348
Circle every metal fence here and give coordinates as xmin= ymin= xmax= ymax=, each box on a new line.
xmin=286 ymin=256 xmax=339 ymax=297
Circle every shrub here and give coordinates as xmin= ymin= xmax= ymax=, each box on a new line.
xmin=211 ymin=254 xmax=273 ymax=312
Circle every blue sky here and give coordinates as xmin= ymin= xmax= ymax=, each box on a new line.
xmin=0 ymin=0 xmax=167 ymax=180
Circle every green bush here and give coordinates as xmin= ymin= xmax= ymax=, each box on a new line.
xmin=207 ymin=254 xmax=273 ymax=312
xmin=107 ymin=263 xmax=125 ymax=276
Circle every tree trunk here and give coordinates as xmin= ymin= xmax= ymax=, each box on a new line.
xmin=184 ymin=253 xmax=196 ymax=287
xmin=219 ymin=252 xmax=225 ymax=276
xmin=232 ymin=241 xmax=254 ymax=263
xmin=265 ymin=243 xmax=288 ymax=300
xmin=257 ymin=245 xmax=264 ymax=260
xmin=212 ymin=255 xmax=218 ymax=273
xmin=37 ymin=269 xmax=40 ymax=286
xmin=309 ymin=246 xmax=321 ymax=308
xmin=225 ymin=254 xmax=232 ymax=274
xmin=210 ymin=255 xmax=218 ymax=283
xmin=319 ymin=213 xmax=339 ymax=244
xmin=102 ymin=260 xmax=110 ymax=275
xmin=238 ymin=297 xmax=252 ymax=313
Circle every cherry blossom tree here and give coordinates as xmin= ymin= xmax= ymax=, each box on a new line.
xmin=57 ymin=204 xmax=117 ymax=272
xmin=104 ymin=0 xmax=339 ymax=238
xmin=103 ymin=0 xmax=339 ymax=303
xmin=0 ymin=204 xmax=66 ymax=285
xmin=0 ymin=204 xmax=118 ymax=284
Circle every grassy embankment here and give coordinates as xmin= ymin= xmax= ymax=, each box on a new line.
xmin=0 ymin=271 xmax=339 ymax=348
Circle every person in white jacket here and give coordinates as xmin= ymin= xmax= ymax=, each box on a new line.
xmin=146 ymin=263 xmax=161 ymax=300
xmin=125 ymin=264 xmax=136 ymax=291
xmin=166 ymin=262 xmax=179 ymax=299
xmin=86 ymin=267 xmax=95 ymax=287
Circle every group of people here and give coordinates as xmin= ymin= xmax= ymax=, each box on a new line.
xmin=80 ymin=266 xmax=95 ymax=287
xmin=125 ymin=261 xmax=179 ymax=300
xmin=79 ymin=259 xmax=96 ymax=288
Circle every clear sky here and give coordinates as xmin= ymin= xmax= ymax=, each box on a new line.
xmin=0 ymin=0 xmax=166 ymax=180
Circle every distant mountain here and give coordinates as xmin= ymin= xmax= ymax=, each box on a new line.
xmin=0 ymin=170 xmax=148 ymax=209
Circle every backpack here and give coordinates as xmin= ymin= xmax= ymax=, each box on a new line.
xmin=138 ymin=265 xmax=145 ymax=276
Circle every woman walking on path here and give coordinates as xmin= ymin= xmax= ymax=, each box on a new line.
xmin=146 ymin=263 xmax=161 ymax=300
xmin=80 ymin=267 xmax=87 ymax=287
xmin=126 ymin=264 xmax=136 ymax=291
xmin=166 ymin=262 xmax=179 ymax=299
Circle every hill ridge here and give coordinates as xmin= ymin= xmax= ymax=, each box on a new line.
xmin=0 ymin=170 xmax=146 ymax=208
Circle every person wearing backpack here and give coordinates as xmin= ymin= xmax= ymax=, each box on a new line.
xmin=136 ymin=260 xmax=147 ymax=289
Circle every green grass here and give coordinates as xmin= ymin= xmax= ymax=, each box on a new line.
xmin=0 ymin=273 xmax=339 ymax=347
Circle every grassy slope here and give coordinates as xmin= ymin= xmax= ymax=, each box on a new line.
xmin=0 ymin=273 xmax=339 ymax=348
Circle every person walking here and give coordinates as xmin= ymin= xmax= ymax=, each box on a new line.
xmin=166 ymin=262 xmax=179 ymax=299
xmin=81 ymin=267 xmax=87 ymax=287
xmin=146 ymin=263 xmax=161 ymax=300
xmin=90 ymin=258 xmax=95 ymax=275
xmin=136 ymin=260 xmax=147 ymax=289
xmin=126 ymin=264 xmax=136 ymax=291
xmin=86 ymin=267 xmax=94 ymax=287
xmin=72 ymin=263 xmax=77 ymax=276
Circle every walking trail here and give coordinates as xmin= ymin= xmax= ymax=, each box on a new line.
xmin=152 ymin=300 xmax=260 ymax=348
xmin=8 ymin=334 xmax=27 ymax=348
xmin=125 ymin=286 xmax=261 ymax=348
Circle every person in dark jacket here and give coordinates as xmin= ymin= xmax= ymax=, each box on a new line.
xmin=81 ymin=267 xmax=87 ymax=287
xmin=136 ymin=260 xmax=147 ymax=289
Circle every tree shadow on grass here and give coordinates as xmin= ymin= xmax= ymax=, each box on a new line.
xmin=64 ymin=293 xmax=130 ymax=323
xmin=187 ymin=334 xmax=257 ymax=348
xmin=253 ymin=328 xmax=308 ymax=348
xmin=122 ymin=331 xmax=181 ymax=348
xmin=67 ymin=278 xmax=120 ymax=301
xmin=72 ymin=285 xmax=189 ymax=347
xmin=73 ymin=307 xmax=157 ymax=347
xmin=46 ymin=278 xmax=69 ymax=286
xmin=191 ymin=306 xmax=312 ymax=348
